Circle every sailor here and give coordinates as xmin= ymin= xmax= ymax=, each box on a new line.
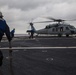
xmin=0 ymin=11 xmax=15 ymax=66
xmin=29 ymin=23 xmax=34 ymax=39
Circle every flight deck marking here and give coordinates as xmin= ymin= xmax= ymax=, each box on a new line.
xmin=0 ymin=46 xmax=76 ymax=50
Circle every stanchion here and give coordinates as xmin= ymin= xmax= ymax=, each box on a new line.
xmin=9 ymin=41 xmax=14 ymax=75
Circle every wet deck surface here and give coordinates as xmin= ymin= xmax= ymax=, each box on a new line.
xmin=0 ymin=36 xmax=76 ymax=75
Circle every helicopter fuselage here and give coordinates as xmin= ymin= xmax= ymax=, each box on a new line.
xmin=36 ymin=23 xmax=76 ymax=37
xmin=27 ymin=17 xmax=76 ymax=37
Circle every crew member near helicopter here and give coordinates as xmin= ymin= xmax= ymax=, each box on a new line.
xmin=29 ymin=23 xmax=34 ymax=39
xmin=0 ymin=11 xmax=15 ymax=66
xmin=29 ymin=30 xmax=34 ymax=38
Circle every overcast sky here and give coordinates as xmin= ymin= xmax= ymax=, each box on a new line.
xmin=0 ymin=0 xmax=76 ymax=34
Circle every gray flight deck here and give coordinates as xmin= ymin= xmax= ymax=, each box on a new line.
xmin=0 ymin=36 xmax=76 ymax=75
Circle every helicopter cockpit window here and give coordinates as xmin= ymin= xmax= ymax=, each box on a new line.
xmin=69 ymin=26 xmax=75 ymax=29
xmin=45 ymin=26 xmax=50 ymax=29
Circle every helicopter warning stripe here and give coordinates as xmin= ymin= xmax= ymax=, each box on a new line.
xmin=0 ymin=46 xmax=76 ymax=50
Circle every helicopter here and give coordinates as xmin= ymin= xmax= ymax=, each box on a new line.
xmin=27 ymin=17 xmax=76 ymax=38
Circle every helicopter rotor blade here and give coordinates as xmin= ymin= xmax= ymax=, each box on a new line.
xmin=45 ymin=17 xmax=56 ymax=20
xmin=42 ymin=17 xmax=66 ymax=22
xmin=66 ymin=19 xmax=76 ymax=21
xmin=33 ymin=21 xmax=54 ymax=23
xmin=44 ymin=17 xmax=76 ymax=22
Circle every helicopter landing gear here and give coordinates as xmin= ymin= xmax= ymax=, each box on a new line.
xmin=66 ymin=34 xmax=69 ymax=37
xmin=58 ymin=34 xmax=62 ymax=37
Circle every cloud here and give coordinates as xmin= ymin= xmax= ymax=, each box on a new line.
xmin=0 ymin=0 xmax=76 ymax=34
xmin=0 ymin=0 xmax=51 ymax=10
xmin=0 ymin=5 xmax=48 ymax=33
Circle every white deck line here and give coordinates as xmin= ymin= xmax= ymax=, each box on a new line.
xmin=0 ymin=46 xmax=76 ymax=50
